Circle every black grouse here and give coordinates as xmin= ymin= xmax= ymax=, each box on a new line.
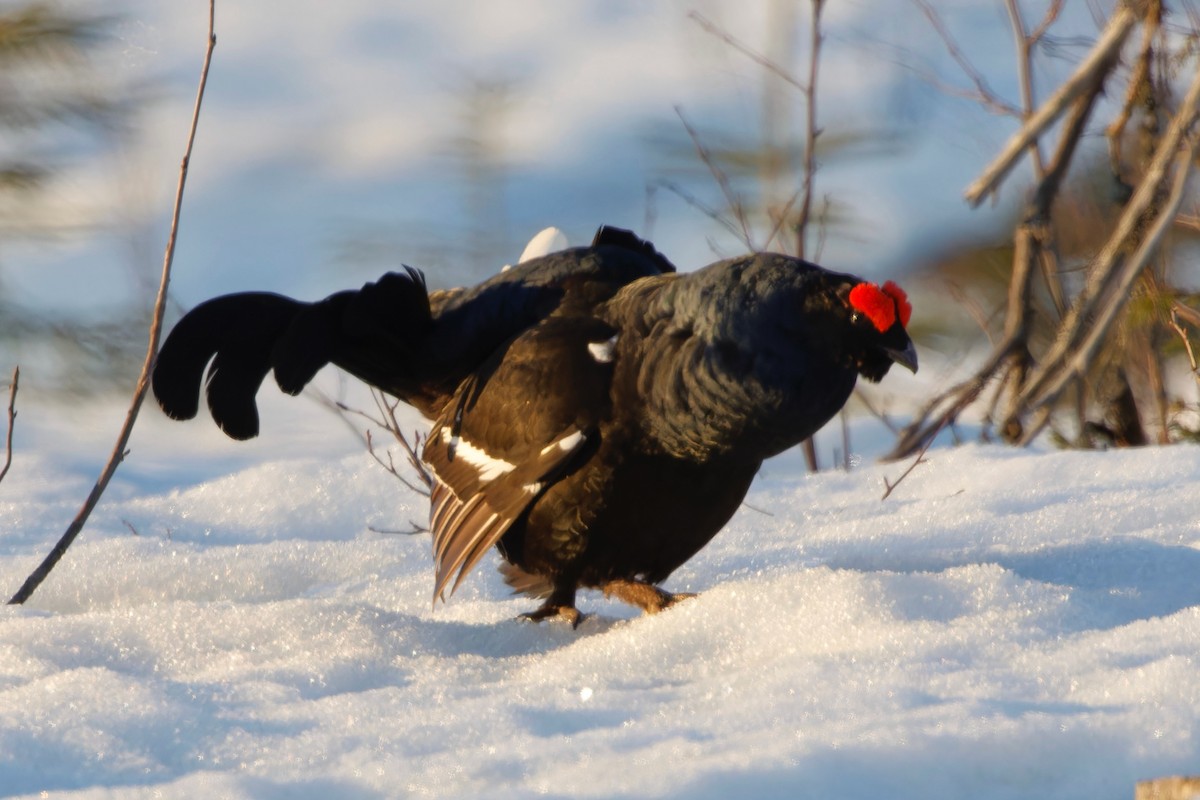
xmin=152 ymin=226 xmax=916 ymax=625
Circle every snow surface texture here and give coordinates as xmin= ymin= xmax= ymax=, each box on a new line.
xmin=1 ymin=423 xmax=1198 ymax=799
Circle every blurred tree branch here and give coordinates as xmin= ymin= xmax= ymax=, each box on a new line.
xmin=964 ymin=3 xmax=1139 ymax=207
xmin=0 ymin=367 xmax=17 ymax=487
xmin=671 ymin=0 xmax=852 ymax=471
xmin=889 ymin=0 xmax=1200 ymax=459
xmin=9 ymin=0 xmax=217 ymax=605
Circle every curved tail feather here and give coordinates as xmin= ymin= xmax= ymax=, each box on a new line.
xmin=152 ymin=268 xmax=432 ymax=440
xmin=153 ymin=293 xmax=302 ymax=440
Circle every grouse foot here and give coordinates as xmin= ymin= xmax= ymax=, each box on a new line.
xmin=601 ymin=579 xmax=697 ymax=615
xmin=518 ymin=604 xmax=584 ymax=628
xmin=517 ymin=587 xmax=584 ymax=628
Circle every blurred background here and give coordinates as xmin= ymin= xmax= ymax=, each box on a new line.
xmin=2 ymin=0 xmax=1197 ymax=479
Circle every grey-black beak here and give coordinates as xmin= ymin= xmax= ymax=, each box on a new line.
xmin=886 ymin=341 xmax=918 ymax=373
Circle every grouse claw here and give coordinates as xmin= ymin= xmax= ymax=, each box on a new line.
xmin=519 ymin=604 xmax=585 ymax=629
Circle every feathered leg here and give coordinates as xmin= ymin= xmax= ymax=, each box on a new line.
xmin=601 ymin=579 xmax=696 ymax=615
xmin=518 ymin=585 xmax=584 ymax=628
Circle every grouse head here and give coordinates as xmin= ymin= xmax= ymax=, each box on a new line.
xmin=839 ymin=279 xmax=917 ymax=382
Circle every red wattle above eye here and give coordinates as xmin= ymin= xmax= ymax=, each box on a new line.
xmin=882 ymin=280 xmax=912 ymax=327
xmin=848 ymin=283 xmax=896 ymax=332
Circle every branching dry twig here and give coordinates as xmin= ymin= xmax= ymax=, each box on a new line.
xmin=1105 ymin=2 xmax=1161 ymax=181
xmin=8 ymin=0 xmax=217 ymax=606
xmin=796 ymin=0 xmax=825 ymax=260
xmin=0 ymin=366 xmax=17 ymax=488
xmin=915 ymin=0 xmax=1023 ymax=118
xmin=881 ymin=417 xmax=947 ymax=500
xmin=965 ymin=4 xmax=1139 ymax=206
xmin=369 ymin=523 xmax=428 ymax=536
xmin=651 ymin=178 xmax=747 ymax=243
xmin=1170 ymin=303 xmax=1200 ymax=391
xmin=688 ymin=11 xmax=807 ymax=94
xmin=1008 ymin=62 xmax=1200 ymax=441
xmin=316 ymin=384 xmax=433 ymax=497
xmin=675 ymin=105 xmax=754 ymax=248
xmin=1015 ymin=135 xmax=1200 ymax=443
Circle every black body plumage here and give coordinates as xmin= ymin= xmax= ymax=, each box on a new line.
xmin=152 ymin=226 xmax=916 ymax=625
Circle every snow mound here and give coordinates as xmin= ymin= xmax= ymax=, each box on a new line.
xmin=1 ymin=442 xmax=1198 ymax=798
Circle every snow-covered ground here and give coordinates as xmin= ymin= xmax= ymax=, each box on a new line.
xmin=1 ymin=403 xmax=1197 ymax=799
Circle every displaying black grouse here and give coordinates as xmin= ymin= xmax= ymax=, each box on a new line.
xmin=153 ymin=226 xmax=916 ymax=625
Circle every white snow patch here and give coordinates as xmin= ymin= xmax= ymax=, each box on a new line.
xmin=2 ymin=420 xmax=1199 ymax=798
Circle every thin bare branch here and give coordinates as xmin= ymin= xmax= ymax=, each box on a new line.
xmin=675 ymin=106 xmax=754 ymax=248
xmin=965 ymin=4 xmax=1139 ymax=207
xmin=1017 ymin=135 xmax=1200 ymax=444
xmin=1028 ymin=0 xmax=1066 ymax=46
xmin=902 ymin=60 xmax=1024 ymax=116
xmin=853 ymin=388 xmax=898 ymax=434
xmin=1169 ymin=305 xmax=1200 ymax=392
xmin=365 ymin=429 xmax=430 ymax=497
xmin=1172 ymin=301 xmax=1200 ymax=329
xmin=887 ymin=80 xmax=1104 ymax=460
xmin=795 ymin=0 xmax=825 ymax=259
xmin=652 ymin=178 xmax=747 ymax=243
xmin=371 ymin=388 xmax=433 ymax=489
xmin=947 ymin=282 xmax=999 ymax=347
xmin=688 ymin=11 xmax=807 ymax=94
xmin=1005 ymin=0 xmax=1049 ymax=176
xmin=915 ymin=0 xmax=1022 ymax=119
xmin=1012 ymin=62 xmax=1200 ymax=427
xmin=882 ymin=416 xmax=947 ymax=500
xmin=0 ymin=366 xmax=17 ymax=487
xmin=369 ymin=524 xmax=428 ymax=536
xmin=8 ymin=0 xmax=217 ymax=606
xmin=1105 ymin=3 xmax=1160 ymax=180
xmin=884 ymin=333 xmax=1023 ymax=461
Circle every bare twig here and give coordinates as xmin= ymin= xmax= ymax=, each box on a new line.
xmin=371 ymin=388 xmax=433 ymax=489
xmin=8 ymin=1 xmax=217 ymax=606
xmin=1017 ymin=135 xmax=1200 ymax=444
xmin=915 ymin=0 xmax=1023 ymax=119
xmin=853 ymin=388 xmax=898 ymax=434
xmin=1010 ymin=62 xmax=1200 ymax=440
xmin=882 ymin=417 xmax=947 ymax=500
xmin=675 ymin=106 xmax=754 ymax=248
xmin=886 ymin=76 xmax=1105 ymax=461
xmin=319 ymin=385 xmax=433 ymax=495
xmin=795 ymin=0 xmax=825 ymax=259
xmin=964 ymin=4 xmax=1139 ymax=206
xmin=652 ymin=178 xmax=747 ymax=243
xmin=900 ymin=60 xmax=1025 ymax=117
xmin=688 ymin=11 xmax=807 ymax=94
xmin=1005 ymin=0 xmax=1057 ymax=177
xmin=1028 ymin=0 xmax=1066 ymax=45
xmin=369 ymin=523 xmax=428 ymax=536
xmin=365 ymin=429 xmax=430 ymax=497
xmin=1105 ymin=2 xmax=1160 ymax=181
xmin=1170 ymin=304 xmax=1200 ymax=391
xmin=0 ymin=366 xmax=17 ymax=487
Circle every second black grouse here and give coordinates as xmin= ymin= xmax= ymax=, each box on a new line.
xmin=152 ymin=227 xmax=916 ymax=625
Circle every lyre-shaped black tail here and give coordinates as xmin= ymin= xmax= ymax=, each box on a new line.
xmin=152 ymin=267 xmax=431 ymax=440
